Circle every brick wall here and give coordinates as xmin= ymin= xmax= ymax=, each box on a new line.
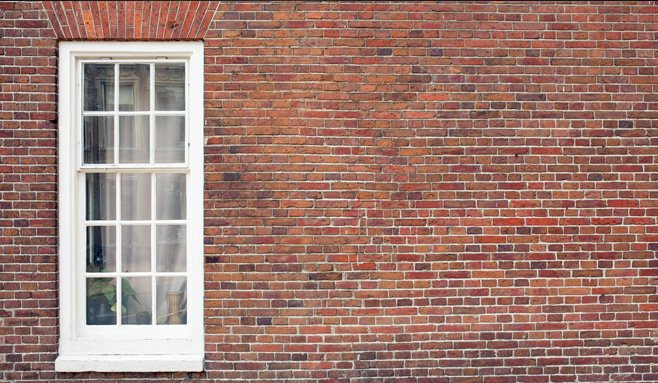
xmin=0 ymin=1 xmax=59 ymax=381
xmin=2 ymin=1 xmax=658 ymax=382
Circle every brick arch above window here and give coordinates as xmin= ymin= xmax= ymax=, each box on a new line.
xmin=42 ymin=1 xmax=218 ymax=40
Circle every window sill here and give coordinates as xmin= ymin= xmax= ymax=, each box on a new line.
xmin=55 ymin=353 xmax=204 ymax=372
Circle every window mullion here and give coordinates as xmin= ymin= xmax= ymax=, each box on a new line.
xmin=150 ymin=62 xmax=157 ymax=325
xmin=79 ymin=165 xmax=188 ymax=173
xmin=114 ymin=63 xmax=119 ymax=165
xmin=116 ymin=172 xmax=122 ymax=325
xmin=149 ymin=63 xmax=155 ymax=165
xmin=151 ymin=172 xmax=157 ymax=325
xmin=82 ymin=110 xmax=184 ymax=116
xmin=114 ymin=63 xmax=122 ymax=325
xmin=185 ymin=60 xmax=189 ymax=166
xmin=77 ymin=59 xmax=83 ymax=170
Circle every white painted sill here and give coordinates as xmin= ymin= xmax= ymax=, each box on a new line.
xmin=55 ymin=354 xmax=204 ymax=372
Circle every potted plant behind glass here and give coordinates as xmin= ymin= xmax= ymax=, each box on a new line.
xmin=87 ymin=278 xmax=139 ymax=325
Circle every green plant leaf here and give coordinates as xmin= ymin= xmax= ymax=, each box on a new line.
xmin=88 ymin=278 xmax=141 ymax=314
xmin=121 ymin=277 xmax=140 ymax=304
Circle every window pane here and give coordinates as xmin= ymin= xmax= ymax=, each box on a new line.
xmin=156 ymin=225 xmax=186 ymax=272
xmin=86 ymin=226 xmax=116 ymax=272
xmin=121 ymin=225 xmax=151 ymax=272
xmin=83 ymin=116 xmax=114 ymax=164
xmin=155 ymin=64 xmax=185 ymax=111
xmin=156 ymin=174 xmax=186 ymax=220
xmin=119 ymin=64 xmax=150 ymax=111
xmin=84 ymin=64 xmax=114 ymax=111
xmin=119 ymin=116 xmax=149 ymax=163
xmin=156 ymin=277 xmax=187 ymax=325
xmin=121 ymin=277 xmax=152 ymax=325
xmin=120 ymin=173 xmax=151 ymax=220
xmin=86 ymin=278 xmax=117 ymax=325
xmin=155 ymin=116 xmax=185 ymax=163
xmin=86 ymin=173 xmax=116 ymax=220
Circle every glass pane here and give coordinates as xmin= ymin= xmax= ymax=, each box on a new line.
xmin=86 ymin=173 xmax=116 ymax=220
xmin=156 ymin=225 xmax=186 ymax=272
xmin=120 ymin=173 xmax=151 ymax=220
xmin=155 ymin=64 xmax=185 ymax=111
xmin=119 ymin=64 xmax=150 ymax=111
xmin=156 ymin=174 xmax=186 ymax=220
xmin=119 ymin=116 xmax=149 ymax=163
xmin=84 ymin=64 xmax=114 ymax=111
xmin=156 ymin=277 xmax=187 ymax=325
xmin=155 ymin=116 xmax=185 ymax=163
xmin=86 ymin=278 xmax=117 ymax=325
xmin=121 ymin=225 xmax=150 ymax=272
xmin=83 ymin=116 xmax=114 ymax=164
xmin=121 ymin=277 xmax=152 ymax=325
xmin=86 ymin=226 xmax=116 ymax=272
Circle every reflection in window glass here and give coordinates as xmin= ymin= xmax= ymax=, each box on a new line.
xmin=120 ymin=173 xmax=151 ymax=220
xmin=86 ymin=226 xmax=116 ymax=272
xmin=86 ymin=278 xmax=117 ymax=325
xmin=156 ymin=174 xmax=186 ymax=220
xmin=119 ymin=116 xmax=149 ymax=163
xmin=156 ymin=225 xmax=186 ymax=272
xmin=86 ymin=173 xmax=116 ymax=221
xmin=84 ymin=64 xmax=114 ymax=111
xmin=155 ymin=64 xmax=185 ymax=111
xmin=122 ymin=277 xmax=152 ymax=325
xmin=155 ymin=116 xmax=185 ymax=163
xmin=121 ymin=225 xmax=151 ymax=272
xmin=119 ymin=64 xmax=150 ymax=111
xmin=156 ymin=277 xmax=187 ymax=325
xmin=83 ymin=116 xmax=114 ymax=164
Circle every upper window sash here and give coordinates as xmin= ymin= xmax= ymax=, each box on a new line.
xmin=78 ymin=60 xmax=190 ymax=169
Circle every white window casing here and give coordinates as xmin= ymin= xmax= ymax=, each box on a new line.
xmin=56 ymin=41 xmax=204 ymax=372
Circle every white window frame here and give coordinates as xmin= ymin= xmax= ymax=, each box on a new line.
xmin=56 ymin=42 xmax=204 ymax=372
